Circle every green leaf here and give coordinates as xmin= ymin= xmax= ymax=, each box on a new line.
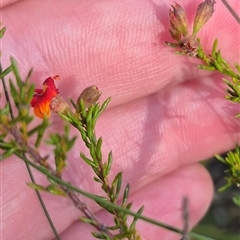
xmin=9 ymin=79 xmax=19 ymax=105
xmin=34 ymin=119 xmax=49 ymax=148
xmin=213 ymin=60 xmax=223 ymax=72
xmin=113 ymin=216 xmax=120 ymax=226
xmin=215 ymin=154 xmax=225 ymax=162
xmin=92 ymin=232 xmax=110 ymax=239
xmin=95 ymin=197 xmax=115 ymax=214
xmin=25 ymin=84 xmax=35 ymax=102
xmin=233 ymin=195 xmax=240 ymax=207
xmin=122 ymin=183 xmax=130 ymax=206
xmin=89 ymin=143 xmax=97 ymax=164
xmin=80 ymin=217 xmax=97 ymax=224
xmin=87 ymin=121 xmax=94 ymax=142
xmin=98 ymin=97 xmax=111 ymax=117
xmin=86 ymin=105 xmax=94 ymax=124
xmin=92 ymin=103 xmax=100 ymax=119
xmin=0 ymin=148 xmax=17 ymax=160
xmin=80 ymin=152 xmax=97 ymax=168
xmin=113 ymin=231 xmax=135 ymax=239
xmin=218 ymin=181 xmax=232 ymax=191
xmin=55 ymin=155 xmax=66 ymax=176
xmin=78 ymin=125 xmax=87 ymax=142
xmin=0 ymin=140 xmax=15 ymax=149
xmin=96 ymin=137 xmax=102 ymax=160
xmin=58 ymin=112 xmax=72 ymax=122
xmin=211 ymin=39 xmax=218 ymax=58
xmin=25 ymin=68 xmax=33 ymax=81
xmin=198 ymin=64 xmax=216 ymax=71
xmin=69 ymin=97 xmax=77 ymax=110
xmin=0 ymin=65 xmax=13 ymax=79
xmin=11 ymin=57 xmax=22 ymax=88
xmin=27 ymin=182 xmax=46 ymax=191
xmin=0 ymin=27 xmax=6 ymax=39
xmin=106 ymin=224 xmax=119 ymax=230
xmin=68 ymin=136 xmax=77 ymax=150
xmin=215 ymin=50 xmax=223 ymax=65
xmin=111 ymin=172 xmax=122 ymax=202
xmin=79 ymin=99 xmax=87 ymax=118
xmin=103 ymin=151 xmax=113 ymax=177
xmin=46 ymin=184 xmax=67 ymax=196
xmin=130 ymin=205 xmax=144 ymax=230
xmin=64 ymin=123 xmax=70 ymax=136
xmin=93 ymin=176 xmax=103 ymax=183
xmin=235 ymin=64 xmax=240 ymax=73
xmin=118 ymin=201 xmax=133 ymax=221
xmin=0 ymin=103 xmax=10 ymax=114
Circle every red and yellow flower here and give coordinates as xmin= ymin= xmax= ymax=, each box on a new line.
xmin=30 ymin=75 xmax=59 ymax=118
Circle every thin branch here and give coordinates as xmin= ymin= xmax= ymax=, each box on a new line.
xmin=26 ymin=163 xmax=61 ymax=240
xmin=0 ymin=64 xmax=61 ymax=240
xmin=0 ymin=64 xmax=14 ymax=119
xmin=221 ymin=0 xmax=240 ymax=24
xmin=180 ymin=197 xmax=189 ymax=240
xmin=7 ymin=125 xmax=112 ymax=236
xmin=18 ymin=153 xmax=218 ymax=240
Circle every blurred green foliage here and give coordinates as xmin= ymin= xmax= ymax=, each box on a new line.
xmin=194 ymin=158 xmax=240 ymax=240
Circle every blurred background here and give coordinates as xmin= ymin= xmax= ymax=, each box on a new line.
xmin=193 ymin=156 xmax=240 ymax=240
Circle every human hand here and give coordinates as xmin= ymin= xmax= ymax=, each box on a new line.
xmin=1 ymin=0 xmax=239 ymax=239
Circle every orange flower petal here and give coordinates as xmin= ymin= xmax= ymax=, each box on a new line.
xmin=34 ymin=99 xmax=51 ymax=118
xmin=31 ymin=76 xmax=60 ymax=118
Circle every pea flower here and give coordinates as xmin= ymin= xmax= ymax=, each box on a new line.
xmin=30 ymin=75 xmax=60 ymax=118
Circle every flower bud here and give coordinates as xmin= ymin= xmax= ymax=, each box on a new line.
xmin=193 ymin=0 xmax=215 ymax=35
xmin=169 ymin=2 xmax=188 ymax=41
xmin=76 ymin=85 xmax=101 ymax=111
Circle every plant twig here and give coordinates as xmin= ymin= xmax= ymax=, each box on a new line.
xmin=12 ymin=151 xmax=218 ymax=240
xmin=0 ymin=64 xmax=61 ymax=240
xmin=221 ymin=0 xmax=240 ymax=24
xmin=4 ymin=124 xmax=112 ymax=236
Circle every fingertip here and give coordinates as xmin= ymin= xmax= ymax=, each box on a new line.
xmin=128 ymin=163 xmax=213 ymax=239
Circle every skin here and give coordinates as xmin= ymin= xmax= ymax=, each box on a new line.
xmin=1 ymin=0 xmax=239 ymax=239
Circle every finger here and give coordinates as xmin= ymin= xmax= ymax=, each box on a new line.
xmin=2 ymin=0 xmax=239 ymax=239
xmin=2 ymin=75 xmax=238 ymax=239
xmin=63 ymin=75 xmax=239 ymax=191
xmin=2 ymin=0 xmax=239 ymax=107
xmin=59 ymin=163 xmax=213 ymax=240
xmin=2 ymin=160 xmax=82 ymax=240
xmin=0 ymin=0 xmax=23 ymax=9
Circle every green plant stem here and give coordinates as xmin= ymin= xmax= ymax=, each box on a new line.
xmin=17 ymin=152 xmax=217 ymax=240
xmin=75 ymin=100 xmax=140 ymax=239
xmin=1 ymin=65 xmax=14 ymax=118
xmin=0 ymin=64 xmax=61 ymax=240
xmin=24 ymin=162 xmax=61 ymax=240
